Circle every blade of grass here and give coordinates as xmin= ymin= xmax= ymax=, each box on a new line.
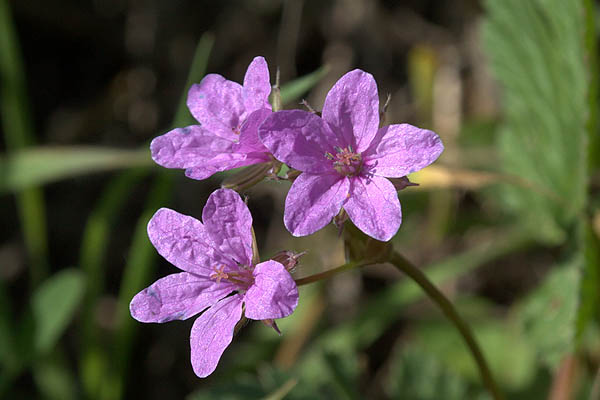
xmin=100 ymin=172 xmax=173 ymax=400
xmin=278 ymin=65 xmax=329 ymax=106
xmin=79 ymin=168 xmax=149 ymax=398
xmin=0 ymin=0 xmax=49 ymax=287
xmin=0 ymin=147 xmax=152 ymax=193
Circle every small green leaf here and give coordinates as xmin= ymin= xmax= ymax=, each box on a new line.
xmin=0 ymin=146 xmax=152 ymax=193
xmin=32 ymin=268 xmax=85 ymax=353
xmin=278 ymin=66 xmax=329 ymax=106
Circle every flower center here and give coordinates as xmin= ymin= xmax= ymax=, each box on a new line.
xmin=325 ymin=146 xmax=363 ymax=176
xmin=210 ymin=264 xmax=254 ymax=289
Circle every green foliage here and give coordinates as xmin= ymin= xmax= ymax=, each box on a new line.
xmin=483 ymin=0 xmax=588 ymax=244
xmin=515 ymin=259 xmax=580 ymax=368
xmin=385 ymin=346 xmax=474 ymax=400
xmin=0 ymin=147 xmax=152 ymax=193
xmin=31 ymin=268 xmax=85 ymax=354
xmin=416 ymin=316 xmax=537 ymax=391
xmin=277 ymin=65 xmax=329 ymax=106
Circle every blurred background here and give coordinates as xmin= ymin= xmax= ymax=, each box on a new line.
xmin=1 ymin=0 xmax=600 ymax=399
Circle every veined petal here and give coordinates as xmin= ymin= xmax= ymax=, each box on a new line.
xmin=147 ymin=208 xmax=230 ymax=275
xmin=242 ymin=56 xmax=272 ymax=112
xmin=259 ymin=110 xmax=340 ymax=173
xmin=129 ymin=272 xmax=234 ymax=323
xmin=235 ymin=108 xmax=272 ymax=156
xmin=363 ymin=124 xmax=444 ymax=178
xmin=202 ymin=189 xmax=254 ymax=266
xmin=322 ymin=69 xmax=380 ymax=152
xmin=344 ymin=175 xmax=402 ymax=242
xmin=284 ymin=172 xmax=349 ymax=236
xmin=187 ymin=74 xmax=246 ymax=140
xmin=244 ymin=260 xmax=298 ymax=320
xmin=190 ymin=294 xmax=243 ymax=378
xmin=184 ymin=154 xmax=262 ymax=181
xmin=150 ymin=125 xmax=236 ymax=169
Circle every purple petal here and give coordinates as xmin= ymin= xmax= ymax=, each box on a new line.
xmin=242 ymin=56 xmax=272 ymax=112
xmin=234 ymin=108 xmax=272 ymax=156
xmin=183 ymin=155 xmax=261 ymax=180
xmin=344 ymin=175 xmax=402 ymax=241
xmin=363 ymin=124 xmax=444 ymax=178
xmin=202 ymin=189 xmax=254 ymax=266
xmin=148 ymin=208 xmax=230 ymax=275
xmin=190 ymin=294 xmax=243 ymax=378
xmin=322 ymin=69 xmax=380 ymax=152
xmin=284 ymin=172 xmax=350 ymax=236
xmin=187 ymin=74 xmax=246 ymax=140
xmin=129 ymin=272 xmax=234 ymax=323
xmin=150 ymin=125 xmax=237 ymax=169
xmin=244 ymin=260 xmax=298 ymax=320
xmin=259 ymin=110 xmax=340 ymax=173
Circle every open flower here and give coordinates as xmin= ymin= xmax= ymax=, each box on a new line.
xmin=150 ymin=57 xmax=274 ymax=180
xmin=259 ymin=69 xmax=444 ymax=241
xmin=129 ymin=189 xmax=298 ymax=378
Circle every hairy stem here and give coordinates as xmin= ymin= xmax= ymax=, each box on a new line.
xmin=389 ymin=251 xmax=504 ymax=400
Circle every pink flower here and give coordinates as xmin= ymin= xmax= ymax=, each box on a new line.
xmin=259 ymin=69 xmax=444 ymax=241
xmin=150 ymin=57 xmax=273 ymax=180
xmin=130 ymin=189 xmax=298 ymax=378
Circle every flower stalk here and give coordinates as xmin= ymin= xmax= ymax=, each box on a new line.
xmin=388 ymin=251 xmax=504 ymax=400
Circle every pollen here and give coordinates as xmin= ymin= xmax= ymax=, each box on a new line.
xmin=210 ymin=265 xmax=229 ymax=283
xmin=326 ymin=146 xmax=363 ymax=176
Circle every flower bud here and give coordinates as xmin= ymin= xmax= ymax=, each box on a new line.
xmin=389 ymin=176 xmax=419 ymax=191
xmin=261 ymin=319 xmax=281 ymax=335
xmin=271 ymin=250 xmax=306 ymax=273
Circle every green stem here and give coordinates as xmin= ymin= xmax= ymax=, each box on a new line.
xmin=294 ymin=259 xmax=373 ymax=286
xmin=389 ymin=251 xmax=504 ymax=400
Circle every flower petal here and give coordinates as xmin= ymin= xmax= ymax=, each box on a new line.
xmin=150 ymin=125 xmax=237 ymax=169
xmin=242 ymin=56 xmax=272 ymax=112
xmin=148 ymin=208 xmax=230 ymax=275
xmin=129 ymin=272 xmax=234 ymax=323
xmin=321 ymin=69 xmax=380 ymax=152
xmin=344 ymin=175 xmax=402 ymax=241
xmin=235 ymin=108 xmax=272 ymax=156
xmin=363 ymin=124 xmax=444 ymax=178
xmin=187 ymin=74 xmax=245 ymax=140
xmin=244 ymin=260 xmax=298 ymax=320
xmin=259 ymin=110 xmax=340 ymax=173
xmin=183 ymin=155 xmax=261 ymax=180
xmin=284 ymin=172 xmax=349 ymax=236
xmin=190 ymin=294 xmax=243 ymax=378
xmin=202 ymin=189 xmax=254 ymax=266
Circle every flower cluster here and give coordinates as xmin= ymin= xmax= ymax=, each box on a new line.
xmin=132 ymin=56 xmax=443 ymax=378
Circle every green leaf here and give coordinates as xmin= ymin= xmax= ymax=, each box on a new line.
xmin=0 ymin=0 xmax=49 ymax=286
xmin=385 ymin=346 xmax=473 ymax=400
xmin=483 ymin=0 xmax=588 ymax=244
xmin=0 ymin=146 xmax=152 ymax=193
xmin=33 ymin=356 xmax=77 ymax=400
xmin=32 ymin=268 xmax=85 ymax=353
xmin=415 ymin=313 xmax=537 ymax=391
xmin=515 ymin=258 xmax=580 ymax=368
xmin=278 ymin=66 xmax=329 ymax=106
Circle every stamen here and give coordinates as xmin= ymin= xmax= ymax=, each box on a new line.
xmin=324 ymin=146 xmax=363 ymax=176
xmin=210 ymin=265 xmax=229 ymax=284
